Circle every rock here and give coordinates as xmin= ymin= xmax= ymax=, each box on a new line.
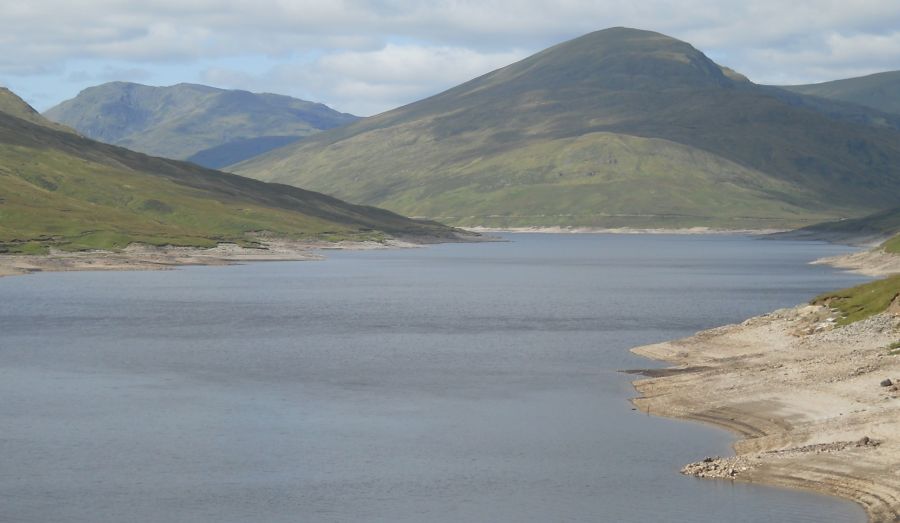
xmin=682 ymin=456 xmax=750 ymax=479
xmin=880 ymin=378 xmax=893 ymax=387
xmin=855 ymin=436 xmax=880 ymax=447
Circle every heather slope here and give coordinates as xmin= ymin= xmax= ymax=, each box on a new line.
xmin=233 ymin=28 xmax=900 ymax=229
xmin=0 ymin=88 xmax=457 ymax=254
xmin=782 ymin=71 xmax=900 ymax=116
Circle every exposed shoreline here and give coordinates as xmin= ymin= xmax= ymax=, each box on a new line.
xmin=0 ymin=237 xmax=436 ymax=279
xmin=0 ymin=228 xmax=775 ymax=279
xmin=630 ymin=247 xmax=900 ymax=522
xmin=813 ymin=248 xmax=900 ymax=277
xmin=465 ymin=226 xmax=788 ymax=235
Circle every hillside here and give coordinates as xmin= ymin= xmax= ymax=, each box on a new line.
xmin=43 ymin=82 xmax=358 ymax=168
xmin=774 ymin=205 xmax=900 ymax=250
xmin=0 ymin=88 xmax=458 ymax=254
xmin=782 ymin=71 xmax=900 ymax=116
xmin=232 ymin=27 xmax=900 ymax=230
xmin=0 ymin=87 xmax=76 ymax=133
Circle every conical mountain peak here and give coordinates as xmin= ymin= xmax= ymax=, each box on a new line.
xmin=486 ymin=26 xmax=733 ymax=92
xmin=234 ymin=27 xmax=900 ymax=231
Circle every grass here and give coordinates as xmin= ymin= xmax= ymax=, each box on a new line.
xmin=883 ymin=234 xmax=900 ymax=254
xmin=888 ymin=341 xmax=900 ymax=356
xmin=0 ymin=142 xmax=368 ymax=252
xmin=781 ymin=71 xmax=900 ymax=116
xmin=233 ymin=28 xmax=900 ymax=229
xmin=812 ymin=275 xmax=900 ymax=326
xmin=0 ymin=87 xmax=74 ymax=134
xmin=793 ymin=206 xmax=900 ymax=246
xmin=0 ymin=92 xmax=456 ymax=254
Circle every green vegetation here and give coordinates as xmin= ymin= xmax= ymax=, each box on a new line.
xmin=781 ymin=71 xmax=900 ymax=116
xmin=233 ymin=27 xmax=900 ymax=229
xmin=883 ymin=235 xmax=900 ymax=254
xmin=788 ymin=206 xmax=900 ymax=247
xmin=43 ymin=82 xmax=358 ymax=167
xmin=812 ymin=275 xmax=900 ymax=326
xmin=0 ymin=87 xmax=75 ymax=134
xmin=0 ymin=88 xmax=457 ymax=254
xmin=888 ymin=341 xmax=900 ymax=356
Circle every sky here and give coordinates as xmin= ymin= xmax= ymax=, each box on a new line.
xmin=2 ymin=1 xmax=900 ymax=116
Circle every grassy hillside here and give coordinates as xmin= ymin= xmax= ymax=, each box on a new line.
xmin=883 ymin=235 xmax=900 ymax=254
xmin=776 ymin=205 xmax=900 ymax=248
xmin=43 ymin=82 xmax=358 ymax=167
xmin=0 ymin=87 xmax=76 ymax=134
xmin=232 ymin=28 xmax=900 ymax=229
xmin=813 ymin=275 xmax=900 ymax=326
xmin=0 ymin=88 xmax=457 ymax=254
xmin=782 ymin=71 xmax=900 ymax=115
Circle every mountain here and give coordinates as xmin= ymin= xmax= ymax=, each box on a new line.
xmin=43 ymin=82 xmax=358 ymax=168
xmin=232 ymin=27 xmax=900 ymax=230
xmin=774 ymin=205 xmax=900 ymax=247
xmin=0 ymin=87 xmax=459 ymax=254
xmin=781 ymin=71 xmax=900 ymax=116
xmin=0 ymin=87 xmax=75 ymax=134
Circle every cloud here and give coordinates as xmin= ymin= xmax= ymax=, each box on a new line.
xmin=2 ymin=1 xmax=900 ymax=112
xmin=201 ymin=44 xmax=527 ymax=115
xmin=66 ymin=66 xmax=153 ymax=84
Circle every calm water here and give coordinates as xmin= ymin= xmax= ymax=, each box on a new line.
xmin=0 ymin=234 xmax=870 ymax=522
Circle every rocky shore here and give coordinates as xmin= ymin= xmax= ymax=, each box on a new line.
xmin=0 ymin=237 xmax=425 ymax=279
xmin=631 ymin=301 xmax=900 ymax=522
xmin=465 ymin=226 xmax=786 ymax=235
xmin=813 ymin=248 xmax=900 ymax=277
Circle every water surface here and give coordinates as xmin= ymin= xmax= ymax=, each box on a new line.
xmin=0 ymin=234 xmax=870 ymax=522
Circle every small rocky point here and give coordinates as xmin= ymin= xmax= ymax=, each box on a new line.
xmin=682 ymin=439 xmax=881 ymax=479
xmin=681 ymin=456 xmax=749 ymax=479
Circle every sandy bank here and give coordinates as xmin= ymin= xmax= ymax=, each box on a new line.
xmin=465 ymin=226 xmax=787 ymax=235
xmin=631 ymin=305 xmax=900 ymax=522
xmin=0 ymin=237 xmax=425 ymax=279
xmin=814 ymin=248 xmax=900 ymax=277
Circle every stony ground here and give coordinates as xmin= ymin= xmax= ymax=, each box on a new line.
xmin=632 ymin=304 xmax=900 ymax=522
xmin=0 ymin=238 xmax=424 ymax=278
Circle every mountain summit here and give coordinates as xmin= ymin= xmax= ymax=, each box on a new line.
xmin=467 ymin=27 xmax=735 ymax=92
xmin=233 ymin=27 xmax=900 ymax=229
xmin=44 ymin=82 xmax=358 ymax=168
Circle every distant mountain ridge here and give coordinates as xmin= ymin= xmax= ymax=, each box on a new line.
xmin=43 ymin=82 xmax=358 ymax=168
xmin=774 ymin=206 xmax=900 ymax=247
xmin=0 ymin=87 xmax=457 ymax=254
xmin=781 ymin=71 xmax=900 ymax=116
xmin=231 ymin=27 xmax=900 ymax=230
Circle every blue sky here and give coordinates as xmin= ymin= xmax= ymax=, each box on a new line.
xmin=2 ymin=1 xmax=900 ymax=116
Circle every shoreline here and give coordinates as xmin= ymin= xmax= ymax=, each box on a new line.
xmin=464 ymin=226 xmax=789 ymax=235
xmin=2 ymin=228 xmax=848 ymax=280
xmin=0 ymin=237 xmax=432 ymax=279
xmin=813 ymin=248 xmax=900 ymax=277
xmin=630 ymin=245 xmax=900 ymax=522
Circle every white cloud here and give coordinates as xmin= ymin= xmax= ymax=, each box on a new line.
xmin=201 ymin=44 xmax=527 ymax=115
xmin=2 ymin=1 xmax=899 ymax=112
